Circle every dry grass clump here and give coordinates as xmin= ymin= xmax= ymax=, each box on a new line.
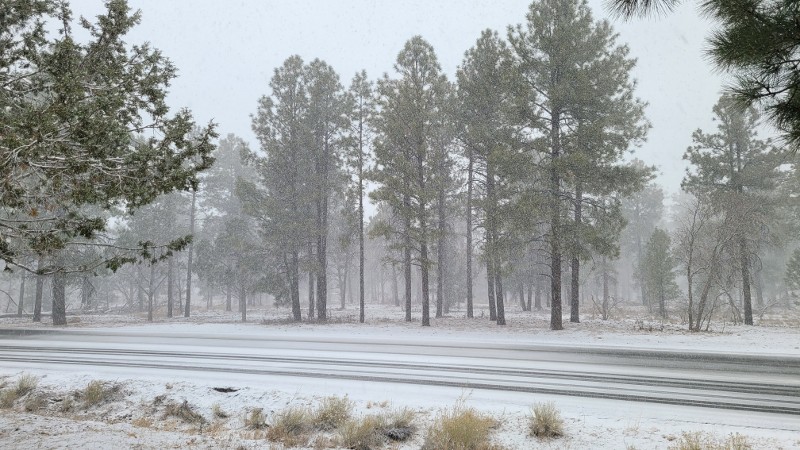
xmin=132 ymin=416 xmax=154 ymax=428
xmin=266 ymin=406 xmax=311 ymax=447
xmin=245 ymin=407 xmax=268 ymax=430
xmin=337 ymin=407 xmax=417 ymax=449
xmin=338 ymin=414 xmax=386 ymax=450
xmin=669 ymin=431 xmax=752 ymax=450
xmin=0 ymin=373 xmax=40 ymax=409
xmin=212 ymin=403 xmax=229 ymax=419
xmin=15 ymin=374 xmax=38 ymax=396
xmin=59 ymin=395 xmax=75 ymax=413
xmin=24 ymin=395 xmax=46 ymax=412
xmin=0 ymin=389 xmax=18 ymax=409
xmin=422 ymin=403 xmax=501 ymax=450
xmin=529 ymin=402 xmax=564 ymax=439
xmin=81 ymin=380 xmax=119 ymax=407
xmin=163 ymin=400 xmax=206 ymax=425
xmin=312 ymin=395 xmax=353 ymax=431
xmin=381 ymin=407 xmax=417 ymax=442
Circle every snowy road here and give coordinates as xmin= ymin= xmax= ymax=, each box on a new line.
xmin=1 ymin=328 xmax=798 ymax=416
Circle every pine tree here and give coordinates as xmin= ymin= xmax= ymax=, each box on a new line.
xmin=0 ymin=1 xmax=216 ymax=325
xmin=456 ymin=30 xmax=517 ymax=325
xmin=305 ymin=59 xmax=348 ymax=321
xmin=370 ymin=36 xmax=450 ymax=327
xmin=247 ymin=56 xmax=315 ymax=322
xmin=612 ymin=0 xmax=800 ymax=146
xmin=642 ymin=228 xmax=680 ymax=319
xmin=508 ymin=0 xmax=649 ymax=330
xmin=345 ymin=71 xmax=374 ymax=324
xmin=683 ymin=94 xmax=783 ymax=325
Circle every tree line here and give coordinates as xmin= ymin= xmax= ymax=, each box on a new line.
xmin=1 ymin=0 xmax=798 ymax=330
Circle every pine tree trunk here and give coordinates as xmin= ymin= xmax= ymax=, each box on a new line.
xmin=487 ymin=258 xmax=497 ymax=321
xmin=404 ymin=213 xmax=412 ymax=322
xmin=33 ymin=256 xmax=44 ymax=322
xmin=740 ymin=238 xmax=754 ymax=325
xmin=526 ymin=283 xmax=533 ymax=311
xmin=358 ymin=122 xmax=366 ymax=324
xmin=637 ymin=234 xmax=647 ymax=309
xmin=308 ymin=263 xmax=315 ymax=319
xmin=240 ymin=283 xmax=247 ymax=322
xmin=290 ymin=251 xmax=301 ymax=321
xmin=534 ymin=281 xmax=541 ymax=310
xmin=495 ymin=270 xmax=506 ymax=325
xmin=17 ymin=272 xmax=25 ymax=316
xmin=52 ymin=268 xmax=66 ymax=326
xmin=436 ymin=189 xmax=445 ymax=318
xmin=602 ymin=259 xmax=610 ymax=321
xmin=185 ymin=189 xmax=196 ymax=318
xmin=518 ymin=283 xmax=526 ymax=311
xmin=226 ymin=285 xmax=232 ymax=312
xmin=549 ymin=110 xmax=563 ymax=330
xmin=148 ymin=263 xmax=155 ymax=322
xmin=167 ymin=257 xmax=174 ymax=318
xmin=466 ymin=145 xmax=474 ymax=318
xmin=570 ymin=184 xmax=582 ymax=323
xmin=340 ymin=265 xmax=347 ymax=310
xmin=392 ymin=265 xmax=400 ymax=307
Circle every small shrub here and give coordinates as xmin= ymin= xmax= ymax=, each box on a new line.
xmin=60 ymin=395 xmax=75 ymax=413
xmin=422 ymin=404 xmax=500 ymax=450
xmin=338 ymin=415 xmax=386 ymax=450
xmin=24 ymin=395 xmax=45 ymax=412
xmin=669 ymin=431 xmax=753 ymax=450
xmin=0 ymin=390 xmax=18 ymax=409
xmin=381 ymin=407 xmax=416 ymax=441
xmin=312 ymin=395 xmax=353 ymax=431
xmin=164 ymin=400 xmax=206 ymax=425
xmin=245 ymin=408 xmax=267 ymax=430
xmin=212 ymin=403 xmax=229 ymax=419
xmin=15 ymin=374 xmax=38 ymax=396
xmin=529 ymin=402 xmax=564 ymax=439
xmin=82 ymin=380 xmax=117 ymax=407
xmin=266 ymin=406 xmax=310 ymax=446
xmin=132 ymin=416 xmax=154 ymax=428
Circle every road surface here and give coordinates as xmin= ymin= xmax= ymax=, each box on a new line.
xmin=1 ymin=328 xmax=798 ymax=416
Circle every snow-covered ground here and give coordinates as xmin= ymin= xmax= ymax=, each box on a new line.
xmin=1 ymin=305 xmax=799 ymax=449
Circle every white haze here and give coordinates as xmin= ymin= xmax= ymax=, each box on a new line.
xmin=69 ymin=0 xmax=734 ymax=207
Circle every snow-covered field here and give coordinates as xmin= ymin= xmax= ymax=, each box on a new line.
xmin=1 ymin=305 xmax=799 ymax=449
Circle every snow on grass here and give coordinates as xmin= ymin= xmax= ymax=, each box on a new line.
xmin=0 ymin=368 xmax=797 ymax=449
xmin=1 ymin=304 xmax=799 ymax=448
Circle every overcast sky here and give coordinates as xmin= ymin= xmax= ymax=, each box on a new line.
xmin=71 ymin=0 xmax=734 ymax=197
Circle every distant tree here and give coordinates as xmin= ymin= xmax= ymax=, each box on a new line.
xmin=642 ymin=228 xmax=680 ymax=318
xmin=246 ymin=56 xmax=315 ymax=322
xmin=457 ymin=29 xmax=518 ymax=325
xmin=0 ymin=1 xmax=216 ymax=325
xmin=508 ymin=0 xmax=650 ymax=329
xmin=305 ymin=60 xmax=348 ymax=321
xmin=370 ymin=36 xmax=451 ymax=327
xmin=345 ymin=71 xmax=374 ymax=324
xmin=784 ymin=248 xmax=800 ymax=294
xmin=683 ymin=94 xmax=783 ymax=325
xmin=621 ymin=179 xmax=665 ymax=309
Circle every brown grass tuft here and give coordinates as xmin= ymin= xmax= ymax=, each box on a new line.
xmin=81 ymin=380 xmax=118 ymax=407
xmin=266 ymin=406 xmax=311 ymax=447
xmin=163 ymin=400 xmax=206 ymax=425
xmin=15 ymin=373 xmax=38 ymax=396
xmin=529 ymin=402 xmax=564 ymax=439
xmin=422 ymin=403 xmax=501 ymax=450
xmin=312 ymin=395 xmax=353 ymax=431
xmin=669 ymin=431 xmax=753 ymax=450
